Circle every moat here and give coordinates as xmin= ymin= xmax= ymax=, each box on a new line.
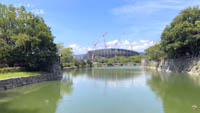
xmin=0 ymin=66 xmax=200 ymax=113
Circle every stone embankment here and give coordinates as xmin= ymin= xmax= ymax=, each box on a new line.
xmin=0 ymin=73 xmax=62 ymax=91
xmin=0 ymin=62 xmax=63 ymax=91
xmin=141 ymin=57 xmax=200 ymax=75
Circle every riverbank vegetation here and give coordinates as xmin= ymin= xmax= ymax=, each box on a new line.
xmin=93 ymin=55 xmax=147 ymax=66
xmin=0 ymin=67 xmax=24 ymax=73
xmin=146 ymin=6 xmax=200 ymax=61
xmin=0 ymin=4 xmax=58 ymax=72
xmin=0 ymin=72 xmax=41 ymax=80
xmin=56 ymin=42 xmax=92 ymax=68
xmin=0 ymin=66 xmax=41 ymax=80
xmin=57 ymin=42 xmax=146 ymax=68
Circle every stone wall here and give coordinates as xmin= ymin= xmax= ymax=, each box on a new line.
xmin=0 ymin=73 xmax=62 ymax=91
xmin=141 ymin=57 xmax=200 ymax=75
xmin=141 ymin=59 xmax=159 ymax=69
xmin=158 ymin=57 xmax=200 ymax=75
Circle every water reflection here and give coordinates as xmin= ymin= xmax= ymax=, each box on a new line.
xmin=63 ymin=67 xmax=144 ymax=88
xmin=0 ymin=80 xmax=73 ymax=113
xmin=61 ymin=75 xmax=73 ymax=95
xmin=1 ymin=67 xmax=200 ymax=113
xmin=147 ymin=70 xmax=200 ymax=113
xmin=66 ymin=67 xmax=141 ymax=80
xmin=60 ymin=67 xmax=163 ymax=113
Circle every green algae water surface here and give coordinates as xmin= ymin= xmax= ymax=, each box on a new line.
xmin=0 ymin=66 xmax=200 ymax=113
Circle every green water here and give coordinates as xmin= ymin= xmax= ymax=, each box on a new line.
xmin=0 ymin=66 xmax=200 ymax=113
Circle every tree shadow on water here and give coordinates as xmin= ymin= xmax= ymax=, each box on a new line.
xmin=147 ymin=71 xmax=200 ymax=113
xmin=0 ymin=103 xmax=40 ymax=113
xmin=0 ymin=81 xmax=63 ymax=113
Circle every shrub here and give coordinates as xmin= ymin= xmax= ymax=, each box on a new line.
xmin=62 ymin=63 xmax=74 ymax=67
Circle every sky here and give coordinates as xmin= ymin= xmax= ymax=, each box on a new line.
xmin=1 ymin=0 xmax=200 ymax=54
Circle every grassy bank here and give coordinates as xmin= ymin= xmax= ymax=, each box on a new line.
xmin=0 ymin=72 xmax=41 ymax=80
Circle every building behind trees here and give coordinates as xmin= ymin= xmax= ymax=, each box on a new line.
xmin=86 ymin=48 xmax=139 ymax=59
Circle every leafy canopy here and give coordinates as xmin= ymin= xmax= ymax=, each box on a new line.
xmin=145 ymin=44 xmax=164 ymax=61
xmin=0 ymin=4 xmax=58 ymax=71
xmin=161 ymin=6 xmax=200 ymax=58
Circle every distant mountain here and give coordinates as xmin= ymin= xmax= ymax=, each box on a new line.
xmin=139 ymin=52 xmax=147 ymax=56
xmin=73 ymin=54 xmax=87 ymax=59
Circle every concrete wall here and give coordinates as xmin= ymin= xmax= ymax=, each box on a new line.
xmin=0 ymin=73 xmax=62 ymax=91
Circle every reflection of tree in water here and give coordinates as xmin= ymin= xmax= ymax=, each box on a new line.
xmin=0 ymin=81 xmax=62 ymax=113
xmin=61 ymin=75 xmax=73 ymax=95
xmin=147 ymin=71 xmax=200 ymax=113
xmin=64 ymin=68 xmax=142 ymax=81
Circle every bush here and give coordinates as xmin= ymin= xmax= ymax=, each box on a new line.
xmin=94 ymin=63 xmax=102 ymax=67
xmin=0 ymin=67 xmax=25 ymax=73
xmin=62 ymin=63 xmax=74 ymax=67
xmin=145 ymin=44 xmax=165 ymax=61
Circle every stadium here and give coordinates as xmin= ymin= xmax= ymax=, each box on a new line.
xmin=86 ymin=48 xmax=139 ymax=59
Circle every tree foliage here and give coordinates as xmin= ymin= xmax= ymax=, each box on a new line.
xmin=0 ymin=4 xmax=58 ymax=71
xmin=94 ymin=55 xmax=146 ymax=66
xmin=56 ymin=43 xmax=74 ymax=67
xmin=128 ymin=56 xmax=144 ymax=63
xmin=60 ymin=48 xmax=73 ymax=63
xmin=161 ymin=6 xmax=200 ymax=58
xmin=56 ymin=42 xmax=64 ymax=54
xmin=145 ymin=44 xmax=164 ymax=61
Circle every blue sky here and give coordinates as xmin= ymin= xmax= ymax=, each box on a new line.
xmin=1 ymin=0 xmax=200 ymax=54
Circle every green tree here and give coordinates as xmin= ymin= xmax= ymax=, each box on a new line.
xmin=86 ymin=59 xmax=93 ymax=67
xmin=129 ymin=56 xmax=143 ymax=63
xmin=73 ymin=59 xmax=82 ymax=68
xmin=60 ymin=48 xmax=73 ymax=63
xmin=145 ymin=44 xmax=164 ymax=61
xmin=80 ymin=59 xmax=86 ymax=67
xmin=161 ymin=6 xmax=200 ymax=58
xmin=107 ymin=58 xmax=115 ymax=66
xmin=0 ymin=4 xmax=58 ymax=71
xmin=56 ymin=42 xmax=64 ymax=54
xmin=117 ymin=56 xmax=128 ymax=64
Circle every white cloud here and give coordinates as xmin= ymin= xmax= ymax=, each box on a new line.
xmin=68 ymin=44 xmax=77 ymax=48
xmin=14 ymin=3 xmax=35 ymax=8
xmin=162 ymin=0 xmax=182 ymax=4
xmin=107 ymin=40 xmax=119 ymax=45
xmin=132 ymin=41 xmax=137 ymax=45
xmin=69 ymin=39 xmax=155 ymax=54
xmin=139 ymin=40 xmax=148 ymax=43
xmin=31 ymin=9 xmax=45 ymax=15
xmin=11 ymin=3 xmax=44 ymax=15
xmin=123 ymin=40 xmax=130 ymax=45
xmin=111 ymin=0 xmax=200 ymax=17
xmin=26 ymin=3 xmax=32 ymax=8
xmin=68 ymin=44 xmax=92 ymax=55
